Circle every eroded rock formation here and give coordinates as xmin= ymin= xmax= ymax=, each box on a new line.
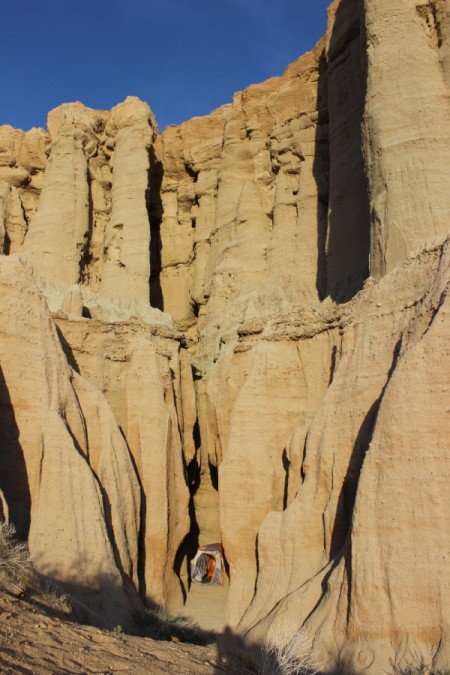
xmin=0 ymin=0 xmax=449 ymax=672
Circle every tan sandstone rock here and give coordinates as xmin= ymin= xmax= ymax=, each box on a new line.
xmin=0 ymin=125 xmax=48 ymax=256
xmin=96 ymin=97 xmax=157 ymax=315
xmin=241 ymin=240 xmax=450 ymax=673
xmin=20 ymin=104 xmax=101 ymax=303
xmin=0 ymin=1 xmax=448 ymax=670
xmin=362 ymin=0 xmax=450 ymax=277
xmin=0 ymin=255 xmax=141 ymax=626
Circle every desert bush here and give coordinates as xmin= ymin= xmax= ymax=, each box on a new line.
xmin=133 ymin=606 xmax=213 ymax=646
xmin=259 ymin=624 xmax=321 ymax=675
xmin=0 ymin=521 xmax=35 ymax=593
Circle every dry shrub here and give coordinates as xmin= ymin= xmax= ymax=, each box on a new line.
xmin=38 ymin=578 xmax=72 ymax=615
xmin=0 ymin=521 xmax=35 ymax=593
xmin=0 ymin=521 xmax=72 ymax=617
xmin=260 ymin=624 xmax=321 ymax=675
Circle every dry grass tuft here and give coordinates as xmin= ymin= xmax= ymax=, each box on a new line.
xmin=259 ymin=624 xmax=321 ymax=675
xmin=0 ymin=521 xmax=72 ymax=617
xmin=38 ymin=578 xmax=72 ymax=615
xmin=0 ymin=521 xmax=36 ymax=593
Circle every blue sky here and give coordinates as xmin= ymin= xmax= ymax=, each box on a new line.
xmin=1 ymin=0 xmax=330 ymax=133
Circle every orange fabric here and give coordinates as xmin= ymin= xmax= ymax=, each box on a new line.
xmin=206 ymin=554 xmax=215 ymax=578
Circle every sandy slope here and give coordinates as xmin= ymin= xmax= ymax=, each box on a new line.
xmin=0 ymin=591 xmax=249 ymax=675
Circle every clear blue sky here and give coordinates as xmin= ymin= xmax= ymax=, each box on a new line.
xmin=1 ymin=0 xmax=330 ymax=133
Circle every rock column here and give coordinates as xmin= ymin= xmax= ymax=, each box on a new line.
xmin=97 ymin=97 xmax=157 ymax=313
xmin=21 ymin=104 xmax=99 ymax=297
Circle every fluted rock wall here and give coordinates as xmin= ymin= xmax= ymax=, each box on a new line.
xmin=0 ymin=256 xmax=140 ymax=626
xmin=363 ymin=0 xmax=450 ymax=277
xmin=239 ymin=241 xmax=450 ymax=673
xmin=53 ymin=314 xmax=194 ymax=613
xmin=0 ymin=0 xmax=449 ymax=671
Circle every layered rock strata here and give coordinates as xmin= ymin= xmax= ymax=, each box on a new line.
xmin=0 ymin=0 xmax=449 ymax=672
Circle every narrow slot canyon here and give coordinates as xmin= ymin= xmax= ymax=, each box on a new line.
xmin=179 ymin=418 xmax=229 ymax=633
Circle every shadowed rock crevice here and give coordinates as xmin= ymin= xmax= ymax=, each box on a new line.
xmin=0 ymin=367 xmax=31 ymax=539
xmin=315 ymin=0 xmax=371 ymax=303
xmin=147 ymin=146 xmax=164 ymax=311
xmin=123 ymin=441 xmax=148 ymax=603
xmin=55 ymin=325 xmax=80 ymax=373
xmin=78 ymin=169 xmax=95 ymax=286
xmin=174 ymin=455 xmax=201 ymax=600
xmin=314 ymin=48 xmax=330 ymax=301
xmin=2 ymin=231 xmax=11 ymax=256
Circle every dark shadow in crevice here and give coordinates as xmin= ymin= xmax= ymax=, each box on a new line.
xmin=329 ymin=344 xmax=338 ymax=385
xmin=313 ymin=48 xmax=330 ymax=301
xmin=55 ymin=325 xmax=80 ymax=374
xmin=209 ymin=460 xmax=218 ymax=492
xmin=314 ymin=0 xmax=371 ymax=303
xmin=0 ymin=367 xmax=31 ymax=540
xmin=138 ymin=488 xmax=148 ymax=602
xmin=329 ymin=335 xmax=403 ymax=561
xmin=191 ymin=364 xmax=202 ymax=381
xmin=3 ymin=231 xmax=11 ymax=256
xmin=173 ymin=367 xmax=206 ymax=595
xmin=193 ymin=418 xmax=201 ymax=451
xmin=300 ymin=431 xmax=309 ymax=485
xmin=173 ymin=455 xmax=201 ymax=599
xmin=222 ymin=544 xmax=231 ymax=581
xmin=147 ymin=146 xmax=164 ymax=311
xmin=282 ymin=448 xmax=290 ymax=510
xmin=187 ymin=453 xmax=201 ymax=498
xmin=119 ymin=429 xmax=148 ymax=603
xmin=79 ymin=168 xmax=95 ymax=285
xmin=184 ymin=162 xmax=199 ymax=183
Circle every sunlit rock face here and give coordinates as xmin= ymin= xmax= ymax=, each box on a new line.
xmin=0 ymin=0 xmax=449 ymax=670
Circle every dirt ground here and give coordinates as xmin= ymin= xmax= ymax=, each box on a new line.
xmin=182 ymin=583 xmax=228 ymax=633
xmin=0 ymin=591 xmax=254 ymax=675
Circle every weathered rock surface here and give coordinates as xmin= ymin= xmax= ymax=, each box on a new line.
xmin=53 ymin=315 xmax=194 ymax=612
xmin=239 ymin=239 xmax=450 ymax=673
xmin=363 ymin=0 xmax=450 ymax=278
xmin=0 ymin=0 xmax=449 ymax=672
xmin=96 ymin=98 xmax=158 ymax=316
xmin=0 ymin=255 xmax=140 ymax=626
xmin=0 ymin=124 xmax=48 ymax=255
xmin=20 ymin=104 xmax=100 ymax=301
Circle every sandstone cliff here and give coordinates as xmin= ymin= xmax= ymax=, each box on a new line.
xmin=0 ymin=0 xmax=449 ymax=672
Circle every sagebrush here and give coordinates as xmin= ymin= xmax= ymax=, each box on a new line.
xmin=259 ymin=625 xmax=320 ymax=675
xmin=0 ymin=521 xmax=35 ymax=592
